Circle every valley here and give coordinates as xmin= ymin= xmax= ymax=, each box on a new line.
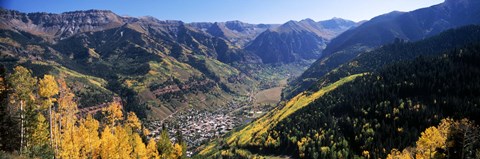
xmin=146 ymin=75 xmax=296 ymax=156
xmin=2 ymin=0 xmax=480 ymax=158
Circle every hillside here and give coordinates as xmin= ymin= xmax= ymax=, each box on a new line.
xmin=0 ymin=9 xmax=259 ymax=120
xmin=286 ymin=0 xmax=480 ymax=99
xmin=287 ymin=25 xmax=480 ymax=98
xmin=197 ymin=27 xmax=480 ymax=159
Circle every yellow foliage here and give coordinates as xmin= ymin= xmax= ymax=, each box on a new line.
xmin=386 ymin=148 xmax=414 ymax=159
xmin=362 ymin=150 xmax=370 ymax=158
xmin=57 ymin=79 xmax=81 ymax=159
xmin=115 ymin=126 xmax=133 ymax=158
xmin=100 ymin=126 xmax=119 ymax=159
xmin=30 ymin=113 xmax=49 ymax=148
xmin=38 ymin=75 xmax=59 ymax=98
xmin=78 ymin=115 xmax=101 ymax=158
xmin=416 ymin=127 xmax=446 ymax=158
xmin=132 ymin=133 xmax=148 ymax=159
xmin=146 ymin=138 xmax=160 ymax=159
xmin=103 ymin=101 xmax=123 ymax=127
xmin=126 ymin=111 xmax=142 ymax=131
xmin=171 ymin=143 xmax=183 ymax=159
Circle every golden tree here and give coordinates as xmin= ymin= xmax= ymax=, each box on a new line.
xmin=126 ymin=111 xmax=142 ymax=131
xmin=57 ymin=79 xmax=80 ymax=159
xmin=78 ymin=115 xmax=101 ymax=158
xmin=146 ymin=138 xmax=160 ymax=159
xmin=100 ymin=126 xmax=119 ymax=159
xmin=132 ymin=133 xmax=148 ymax=159
xmin=171 ymin=143 xmax=183 ymax=159
xmin=115 ymin=126 xmax=133 ymax=158
xmin=103 ymin=101 xmax=123 ymax=127
xmin=38 ymin=74 xmax=59 ymax=149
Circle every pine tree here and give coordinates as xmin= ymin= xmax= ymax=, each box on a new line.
xmin=157 ymin=128 xmax=173 ymax=158
xmin=0 ymin=65 xmax=20 ymax=151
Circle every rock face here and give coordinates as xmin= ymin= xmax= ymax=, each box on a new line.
xmin=245 ymin=18 xmax=356 ymax=63
xmin=0 ymin=10 xmax=124 ymax=40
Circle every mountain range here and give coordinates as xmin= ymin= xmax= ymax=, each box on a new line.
xmin=285 ymin=0 xmax=480 ymax=99
xmin=0 ymin=9 xmax=354 ymax=119
xmin=2 ymin=0 xmax=480 ymax=158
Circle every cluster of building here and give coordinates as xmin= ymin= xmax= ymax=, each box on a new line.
xmin=145 ymin=100 xmax=246 ymax=155
xmin=145 ymin=93 xmax=276 ymax=156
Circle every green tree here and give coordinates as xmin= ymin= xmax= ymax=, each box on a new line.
xmin=7 ymin=66 xmax=37 ymax=153
xmin=157 ymin=128 xmax=173 ymax=158
xmin=28 ymin=112 xmax=53 ymax=158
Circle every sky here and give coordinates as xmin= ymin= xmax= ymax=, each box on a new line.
xmin=1 ymin=0 xmax=444 ymax=24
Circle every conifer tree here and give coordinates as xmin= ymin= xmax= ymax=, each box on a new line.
xmin=157 ymin=128 xmax=173 ymax=158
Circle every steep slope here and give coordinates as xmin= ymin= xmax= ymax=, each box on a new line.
xmin=0 ymin=9 xmax=256 ymax=119
xmin=197 ymin=27 xmax=480 ymax=158
xmin=286 ymin=0 xmax=480 ymax=99
xmin=285 ymin=25 xmax=480 ymax=99
xmin=245 ymin=18 xmax=356 ymax=64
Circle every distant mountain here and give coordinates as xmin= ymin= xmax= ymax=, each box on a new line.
xmin=285 ymin=0 xmax=480 ymax=99
xmin=245 ymin=18 xmax=356 ymax=63
xmin=188 ymin=21 xmax=278 ymax=47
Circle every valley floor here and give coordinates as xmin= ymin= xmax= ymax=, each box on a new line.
xmin=145 ymin=78 xmax=289 ymax=156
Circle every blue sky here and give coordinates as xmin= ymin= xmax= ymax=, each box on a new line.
xmin=1 ymin=0 xmax=444 ymax=24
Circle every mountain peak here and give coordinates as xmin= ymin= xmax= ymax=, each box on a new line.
xmin=300 ymin=18 xmax=316 ymax=23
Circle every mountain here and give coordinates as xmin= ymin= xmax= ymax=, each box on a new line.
xmin=198 ymin=25 xmax=480 ymax=159
xmin=245 ymin=18 xmax=356 ymax=63
xmin=188 ymin=21 xmax=278 ymax=47
xmin=0 ymin=9 xmax=258 ymax=119
xmin=285 ymin=0 xmax=480 ymax=99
